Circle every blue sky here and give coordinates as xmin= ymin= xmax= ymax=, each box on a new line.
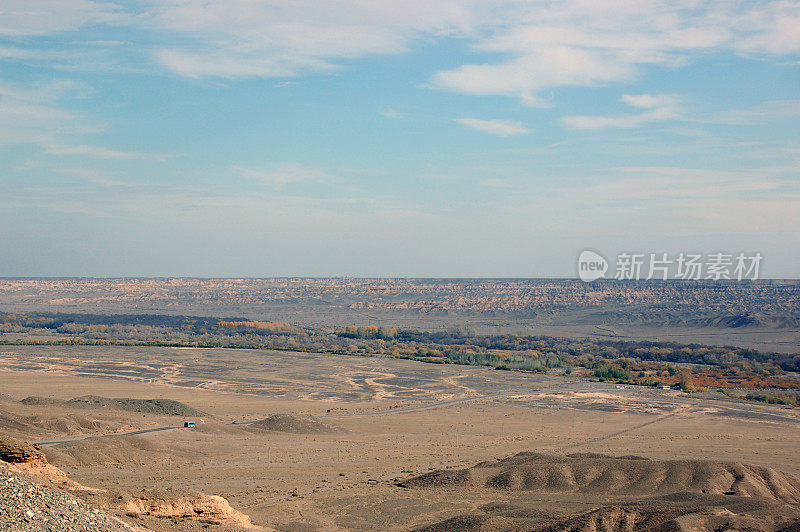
xmin=1 ymin=0 xmax=799 ymax=277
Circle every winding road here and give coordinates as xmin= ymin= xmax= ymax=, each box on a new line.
xmin=34 ymin=425 xmax=186 ymax=446
xmin=34 ymin=393 xmax=512 ymax=446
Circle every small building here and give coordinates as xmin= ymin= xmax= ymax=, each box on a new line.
xmin=660 ymin=385 xmax=671 ymax=390
xmin=184 ymin=421 xmax=196 ymax=428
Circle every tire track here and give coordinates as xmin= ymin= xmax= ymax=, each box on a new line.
xmin=564 ymin=406 xmax=696 ymax=450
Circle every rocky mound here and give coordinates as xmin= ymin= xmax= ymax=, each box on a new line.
xmin=243 ymin=413 xmax=341 ymax=434
xmin=0 ymin=438 xmax=251 ymax=530
xmin=402 ymin=453 xmax=800 ymax=531
xmin=396 ymin=468 xmax=471 ymax=489
xmin=124 ymin=490 xmax=257 ymax=528
xmin=64 ymin=395 xmax=205 ymax=417
xmin=0 ymin=436 xmax=91 ymax=490
xmin=20 ymin=396 xmax=65 ymax=406
xmin=0 ymin=436 xmax=46 ymax=466
xmin=416 ymin=505 xmax=685 ymax=532
xmin=417 ymin=500 xmax=800 ymax=532
xmin=400 ymin=452 xmax=800 ymax=504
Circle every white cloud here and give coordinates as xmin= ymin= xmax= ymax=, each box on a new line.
xmin=456 ymin=118 xmax=529 ymax=136
xmin=1 ymin=0 xmax=799 ymax=98
xmin=734 ymin=1 xmax=800 ymax=55
xmin=135 ymin=1 xmax=798 ymax=86
xmin=237 ymin=163 xmax=325 ymax=186
xmin=620 ymin=94 xmax=679 ymax=110
xmin=562 ymin=93 xmax=682 ymax=129
xmin=430 ymin=1 xmax=800 ymax=104
xmin=433 ymin=48 xmax=635 ymax=106
xmin=0 ymin=0 xmax=123 ymax=36
xmin=148 ymin=0 xmax=494 ymax=78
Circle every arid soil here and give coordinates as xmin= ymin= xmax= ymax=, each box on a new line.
xmin=1 ymin=344 xmax=799 ymax=530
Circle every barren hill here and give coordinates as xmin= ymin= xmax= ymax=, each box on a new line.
xmin=399 ymin=452 xmax=800 ymax=531
xmin=18 ymin=395 xmax=207 ymax=417
xmin=242 ymin=413 xmax=341 ymax=434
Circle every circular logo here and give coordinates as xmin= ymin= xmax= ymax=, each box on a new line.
xmin=577 ymin=250 xmax=608 ymax=282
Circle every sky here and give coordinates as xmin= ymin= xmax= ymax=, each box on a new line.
xmin=1 ymin=0 xmax=799 ymax=278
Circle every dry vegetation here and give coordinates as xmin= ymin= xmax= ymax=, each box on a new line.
xmin=1 ymin=311 xmax=798 ymax=396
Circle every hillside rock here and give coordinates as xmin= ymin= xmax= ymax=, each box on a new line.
xmin=124 ymin=491 xmax=258 ymax=528
xmin=0 ymin=436 xmax=46 ymax=466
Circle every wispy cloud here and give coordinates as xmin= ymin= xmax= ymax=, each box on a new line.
xmin=480 ymin=178 xmax=512 ymax=188
xmin=237 ymin=163 xmax=325 ymax=186
xmin=0 ymin=80 xmax=168 ymax=161
xmin=507 ymin=164 xmax=800 ymax=240
xmin=0 ymin=80 xmax=94 ymax=146
xmin=431 ymin=2 xmax=800 ymax=104
xmin=709 ymin=99 xmax=800 ymax=125
xmin=559 ymin=166 xmax=800 ymax=209
xmin=575 ymin=167 xmax=788 ymax=201
xmin=43 ymin=143 xmax=167 ymax=161
xmin=148 ymin=0 xmax=486 ymax=79
xmin=58 ymin=167 xmax=135 ymax=187
xmin=562 ymin=94 xmax=682 ymax=130
xmin=456 ymin=118 xmax=529 ymax=136
xmin=380 ymin=108 xmax=402 ymax=119
xmin=0 ymin=45 xmax=72 ymax=62
xmin=0 ymin=0 xmax=124 ymax=37
xmin=1 ymin=1 xmax=799 ymax=97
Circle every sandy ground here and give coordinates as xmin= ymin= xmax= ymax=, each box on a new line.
xmin=1 ymin=345 xmax=799 ymax=530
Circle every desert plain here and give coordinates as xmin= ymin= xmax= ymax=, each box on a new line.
xmin=1 ymin=343 xmax=799 ymax=530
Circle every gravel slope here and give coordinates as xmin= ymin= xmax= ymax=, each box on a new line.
xmin=0 ymin=466 xmax=130 ymax=532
